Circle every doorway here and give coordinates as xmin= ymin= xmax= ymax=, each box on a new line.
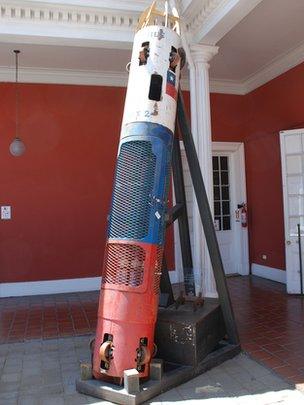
xmin=173 ymin=141 xmax=249 ymax=281
xmin=212 ymin=142 xmax=249 ymax=276
xmin=280 ymin=129 xmax=304 ymax=294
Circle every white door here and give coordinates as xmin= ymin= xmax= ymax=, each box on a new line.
xmin=174 ymin=142 xmax=249 ymax=278
xmin=212 ymin=153 xmax=235 ymax=274
xmin=280 ymin=129 xmax=304 ymax=294
xmin=212 ymin=143 xmax=249 ymax=275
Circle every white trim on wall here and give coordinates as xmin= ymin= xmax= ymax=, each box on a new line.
xmin=0 ymin=66 xmax=190 ymax=91
xmin=251 ymin=263 xmax=286 ymax=284
xmin=0 ymin=276 xmax=101 ymax=297
xmin=0 ymin=272 xmax=180 ymax=297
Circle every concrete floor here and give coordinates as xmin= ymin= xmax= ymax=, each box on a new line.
xmin=0 ymin=335 xmax=303 ymax=405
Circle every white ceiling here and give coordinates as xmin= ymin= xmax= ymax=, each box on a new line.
xmin=0 ymin=0 xmax=304 ymax=91
xmin=210 ymin=0 xmax=304 ymax=81
xmin=0 ymin=43 xmax=131 ymax=73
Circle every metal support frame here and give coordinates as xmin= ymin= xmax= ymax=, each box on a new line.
xmin=176 ymin=89 xmax=239 ymax=345
xmin=159 ymin=88 xmax=239 ymax=345
xmin=171 ymin=135 xmax=196 ymax=296
xmin=297 ymin=223 xmax=303 ymax=296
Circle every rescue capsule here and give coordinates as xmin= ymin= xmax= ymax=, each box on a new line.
xmin=92 ymin=1 xmax=183 ymax=382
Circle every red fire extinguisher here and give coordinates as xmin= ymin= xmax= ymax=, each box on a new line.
xmin=240 ymin=203 xmax=247 ymax=228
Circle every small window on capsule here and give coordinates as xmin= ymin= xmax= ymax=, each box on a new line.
xmin=148 ymin=74 xmax=163 ymax=101
xmin=139 ymin=42 xmax=150 ymax=66
xmin=169 ymin=46 xmax=180 ymax=72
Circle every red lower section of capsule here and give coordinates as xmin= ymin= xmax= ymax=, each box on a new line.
xmin=92 ymin=240 xmax=163 ymax=382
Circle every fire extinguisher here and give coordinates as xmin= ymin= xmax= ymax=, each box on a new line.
xmin=240 ymin=203 xmax=247 ymax=228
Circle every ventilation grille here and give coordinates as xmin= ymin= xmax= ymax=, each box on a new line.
xmin=153 ymin=247 xmax=163 ymax=294
xmin=102 ymin=243 xmax=145 ymax=287
xmin=109 ymin=141 xmax=156 ymax=240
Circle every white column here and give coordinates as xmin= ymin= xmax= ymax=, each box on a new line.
xmin=189 ymin=44 xmax=219 ymax=298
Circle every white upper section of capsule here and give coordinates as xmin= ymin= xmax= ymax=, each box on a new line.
xmin=121 ymin=25 xmax=181 ymax=135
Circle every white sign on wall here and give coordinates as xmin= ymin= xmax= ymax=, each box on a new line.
xmin=1 ymin=206 xmax=11 ymax=220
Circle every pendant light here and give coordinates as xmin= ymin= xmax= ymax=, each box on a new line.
xmin=9 ymin=50 xmax=26 ymax=157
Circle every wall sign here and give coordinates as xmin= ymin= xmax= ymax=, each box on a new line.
xmin=1 ymin=206 xmax=11 ymax=220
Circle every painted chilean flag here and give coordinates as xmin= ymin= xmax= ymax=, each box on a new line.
xmin=166 ymin=70 xmax=177 ymax=100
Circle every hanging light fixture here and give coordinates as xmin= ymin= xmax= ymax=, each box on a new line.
xmin=9 ymin=50 xmax=26 ymax=157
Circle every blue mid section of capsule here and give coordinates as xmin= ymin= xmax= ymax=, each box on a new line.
xmin=107 ymin=122 xmax=173 ymax=245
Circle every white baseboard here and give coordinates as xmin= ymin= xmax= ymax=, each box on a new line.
xmin=1 ymin=270 xmax=184 ymax=297
xmin=251 ymin=263 xmax=286 ymax=284
xmin=0 ymin=276 xmax=101 ymax=298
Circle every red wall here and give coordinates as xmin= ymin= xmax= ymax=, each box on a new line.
xmin=0 ymin=83 xmax=175 ymax=283
xmin=0 ymin=84 xmax=124 ymax=282
xmin=1 ymin=63 xmax=303 ymax=282
xmin=211 ymin=62 xmax=304 ymax=270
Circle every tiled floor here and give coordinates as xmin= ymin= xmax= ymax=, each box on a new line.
xmin=1 ymin=336 xmax=303 ymax=405
xmin=1 ymin=275 xmax=304 ymax=388
xmin=0 ymin=291 xmax=98 ymax=343
xmin=228 ymin=276 xmax=304 ymax=386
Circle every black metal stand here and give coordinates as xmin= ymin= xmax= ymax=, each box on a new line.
xmin=297 ymin=224 xmax=303 ymax=295
xmin=160 ymin=89 xmax=240 ymax=346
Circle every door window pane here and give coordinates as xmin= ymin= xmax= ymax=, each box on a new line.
xmin=221 ymin=171 xmax=229 ymax=185
xmin=213 ymin=171 xmax=220 ymax=185
xmin=212 ymin=156 xmax=219 ymax=170
xmin=214 ymin=186 xmax=220 ymax=200
xmin=223 ymin=216 xmax=231 ymax=231
xmin=222 ymin=201 xmax=230 ymax=215
xmin=222 ymin=186 xmax=229 ymax=200
xmin=213 ymin=155 xmax=231 ymax=231
xmin=214 ymin=201 xmax=220 ymax=216
xmin=220 ymin=156 xmax=228 ymax=170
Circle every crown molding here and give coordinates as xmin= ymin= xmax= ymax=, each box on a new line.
xmin=209 ymin=78 xmax=245 ymax=95
xmin=24 ymin=0 xmax=150 ymax=13
xmin=243 ymin=40 xmax=304 ymax=94
xmin=0 ymin=0 xmax=225 ymax=48
xmin=1 ymin=39 xmax=304 ymax=95
xmin=0 ymin=64 xmax=246 ymax=94
xmin=210 ymin=40 xmax=304 ymax=95
xmin=0 ymin=65 xmax=244 ymax=94
xmin=0 ymin=66 xmax=128 ymax=87
xmin=0 ymin=65 xmax=191 ymax=90
xmin=0 ymin=1 xmax=138 ymax=48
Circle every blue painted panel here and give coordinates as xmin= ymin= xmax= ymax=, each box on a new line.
xmin=108 ymin=122 xmax=173 ymax=245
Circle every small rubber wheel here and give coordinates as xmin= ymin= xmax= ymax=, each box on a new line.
xmin=99 ymin=341 xmax=113 ymax=362
xmin=138 ymin=346 xmax=151 ymax=366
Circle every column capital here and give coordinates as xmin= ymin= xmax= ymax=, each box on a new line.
xmin=190 ymin=44 xmax=219 ymax=64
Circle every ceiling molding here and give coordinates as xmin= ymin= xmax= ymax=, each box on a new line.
xmin=0 ymin=1 xmax=138 ymax=48
xmin=243 ymin=40 xmax=304 ymax=94
xmin=1 ymin=38 xmax=304 ymax=95
xmin=210 ymin=41 xmax=304 ymax=95
xmin=0 ymin=64 xmax=245 ymax=94
xmin=0 ymin=65 xmax=191 ymax=90
xmin=0 ymin=66 xmax=129 ymax=87
xmin=0 ymin=0 xmax=226 ymax=48
xmin=25 ymin=0 xmax=151 ymax=13
xmin=209 ymin=78 xmax=245 ymax=95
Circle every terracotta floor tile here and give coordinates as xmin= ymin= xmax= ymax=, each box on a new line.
xmin=261 ymin=342 xmax=284 ymax=353
xmin=274 ymin=365 xmax=301 ymax=378
xmin=0 ymin=275 xmax=304 ymax=386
